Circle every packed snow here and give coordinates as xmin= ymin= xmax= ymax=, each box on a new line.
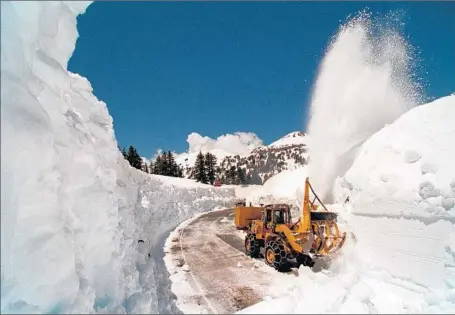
xmin=1 ymin=2 xmax=237 ymax=313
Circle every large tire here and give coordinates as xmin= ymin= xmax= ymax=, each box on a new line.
xmin=264 ymin=239 xmax=288 ymax=271
xmin=245 ymin=234 xmax=261 ymax=258
xmin=296 ymin=253 xmax=315 ymax=268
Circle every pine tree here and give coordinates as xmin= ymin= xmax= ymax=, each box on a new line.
xmin=237 ymin=167 xmax=246 ymax=185
xmin=153 ymin=155 xmax=163 ymax=175
xmin=204 ymin=152 xmax=217 ymax=185
xmin=143 ymin=162 xmax=149 ymax=174
xmin=127 ymin=145 xmax=142 ymax=170
xmin=247 ymin=172 xmax=252 ymax=185
xmin=176 ymin=165 xmax=184 ymax=178
xmin=151 ymin=151 xmax=184 ymax=178
xmin=119 ymin=146 xmax=128 ymax=160
xmin=227 ymin=166 xmax=236 ymax=184
xmin=161 ymin=151 xmax=170 ymax=176
xmin=167 ymin=151 xmax=179 ymax=177
xmin=194 ymin=151 xmax=208 ymax=183
xmin=149 ymin=161 xmax=155 ymax=174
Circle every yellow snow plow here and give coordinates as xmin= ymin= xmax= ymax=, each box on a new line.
xmin=235 ymin=177 xmax=346 ymax=270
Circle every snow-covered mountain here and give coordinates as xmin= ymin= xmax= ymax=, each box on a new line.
xmin=268 ymin=131 xmax=306 ymax=148
xmin=177 ymin=131 xmax=308 ymax=184
xmin=174 ymin=131 xmax=263 ymax=169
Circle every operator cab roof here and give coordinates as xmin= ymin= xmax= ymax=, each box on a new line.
xmin=264 ymin=204 xmax=291 ymax=211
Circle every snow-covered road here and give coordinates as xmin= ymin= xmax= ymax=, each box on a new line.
xmin=164 ymin=209 xmax=282 ymax=314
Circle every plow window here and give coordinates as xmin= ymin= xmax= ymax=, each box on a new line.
xmin=273 ymin=210 xmax=288 ymax=224
xmin=265 ymin=209 xmax=272 ymax=223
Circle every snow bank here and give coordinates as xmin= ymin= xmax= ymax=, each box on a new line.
xmin=334 ymin=94 xmax=455 ymax=292
xmin=240 ymin=95 xmax=455 ymax=314
xmin=235 ymin=185 xmax=263 ymax=201
xmin=1 ymin=2 xmax=236 ymax=313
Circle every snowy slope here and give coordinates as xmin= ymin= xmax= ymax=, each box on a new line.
xmin=1 ymin=2 xmax=237 ymax=313
xmin=268 ymin=131 xmax=307 ymax=148
xmin=240 ymin=94 xmax=455 ymax=314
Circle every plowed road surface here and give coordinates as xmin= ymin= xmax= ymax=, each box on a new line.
xmin=166 ymin=208 xmax=294 ymax=314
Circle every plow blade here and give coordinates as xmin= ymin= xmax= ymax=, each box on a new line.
xmin=314 ymin=221 xmax=346 ymax=255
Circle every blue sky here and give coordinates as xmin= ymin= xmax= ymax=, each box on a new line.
xmin=69 ymin=1 xmax=454 ymax=157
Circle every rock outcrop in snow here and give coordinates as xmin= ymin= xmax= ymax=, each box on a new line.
xmin=1 ymin=2 xmax=236 ymax=313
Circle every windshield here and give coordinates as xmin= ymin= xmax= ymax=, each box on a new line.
xmin=274 ymin=210 xmax=287 ymax=224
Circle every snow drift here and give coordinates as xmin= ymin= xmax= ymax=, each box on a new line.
xmin=306 ymin=11 xmax=424 ymax=202
xmin=240 ymin=94 xmax=455 ymax=314
xmin=245 ymin=167 xmax=308 ymax=218
xmin=1 ymin=2 xmax=236 ymax=313
xmin=334 ymin=94 xmax=455 ymax=292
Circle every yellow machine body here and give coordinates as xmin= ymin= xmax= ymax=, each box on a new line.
xmin=234 ymin=177 xmax=347 ymax=270
xmin=234 ymin=206 xmax=263 ymax=229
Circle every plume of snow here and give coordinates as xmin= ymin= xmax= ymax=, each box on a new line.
xmin=306 ymin=10 xmax=424 ymax=202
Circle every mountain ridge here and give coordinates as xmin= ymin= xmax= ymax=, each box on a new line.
xmin=177 ymin=131 xmax=308 ymax=184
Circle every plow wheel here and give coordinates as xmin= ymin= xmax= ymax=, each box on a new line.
xmin=245 ymin=234 xmax=261 ymax=258
xmin=264 ymin=239 xmax=288 ymax=271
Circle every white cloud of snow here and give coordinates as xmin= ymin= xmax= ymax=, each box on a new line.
xmin=306 ymin=11 xmax=424 ymax=203
xmin=1 ymin=2 xmax=237 ymax=313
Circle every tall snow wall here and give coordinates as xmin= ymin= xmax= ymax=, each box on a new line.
xmin=333 ymin=94 xmax=455 ymax=297
xmin=1 ymin=2 xmax=236 ymax=313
